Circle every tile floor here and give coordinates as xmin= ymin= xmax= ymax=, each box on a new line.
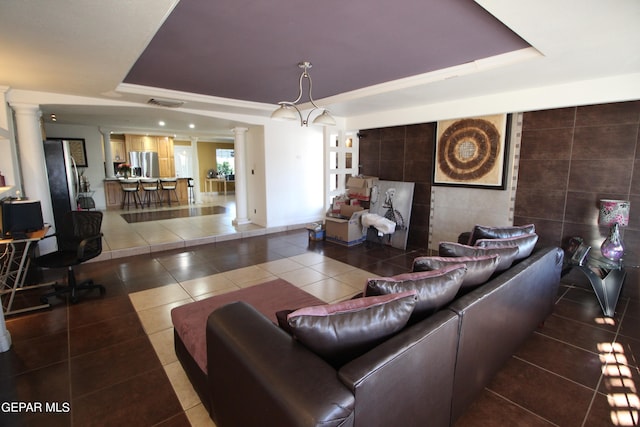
xmin=97 ymin=193 xmax=268 ymax=260
xmin=1 ymin=195 xmax=640 ymax=426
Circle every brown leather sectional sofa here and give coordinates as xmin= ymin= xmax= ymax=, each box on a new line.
xmin=175 ymin=245 xmax=564 ymax=427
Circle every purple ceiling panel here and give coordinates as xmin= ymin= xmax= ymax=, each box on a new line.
xmin=124 ymin=0 xmax=529 ymax=104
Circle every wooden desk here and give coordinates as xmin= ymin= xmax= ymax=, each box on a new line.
xmin=0 ymin=227 xmax=51 ymax=315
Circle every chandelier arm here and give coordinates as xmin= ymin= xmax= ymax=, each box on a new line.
xmin=302 ymin=68 xmax=321 ymax=125
xmin=271 ymin=60 xmax=335 ymax=127
xmin=306 ymin=70 xmax=321 ymax=110
xmin=289 ymin=70 xmax=306 ymax=105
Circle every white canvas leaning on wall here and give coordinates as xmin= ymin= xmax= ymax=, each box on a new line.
xmin=365 ymin=180 xmax=415 ymax=250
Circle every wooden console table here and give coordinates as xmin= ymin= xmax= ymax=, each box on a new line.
xmin=205 ymin=178 xmax=234 ymax=196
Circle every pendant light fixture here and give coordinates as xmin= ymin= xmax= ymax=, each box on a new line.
xmin=271 ymin=61 xmax=336 ymax=127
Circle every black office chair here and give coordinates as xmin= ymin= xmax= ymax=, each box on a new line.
xmin=35 ymin=211 xmax=105 ymax=304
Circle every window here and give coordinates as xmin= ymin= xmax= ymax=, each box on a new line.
xmin=216 ymin=148 xmax=234 ymax=176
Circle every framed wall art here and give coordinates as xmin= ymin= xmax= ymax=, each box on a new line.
xmin=67 ymin=138 xmax=88 ymax=167
xmin=433 ymin=114 xmax=510 ymax=189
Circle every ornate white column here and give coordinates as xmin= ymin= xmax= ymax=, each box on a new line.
xmin=10 ymin=103 xmax=56 ymax=253
xmin=190 ymin=136 xmax=202 ymax=204
xmin=100 ymin=128 xmax=115 ymax=177
xmin=232 ymin=127 xmax=250 ymax=225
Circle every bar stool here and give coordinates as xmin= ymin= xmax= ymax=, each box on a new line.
xmin=120 ymin=179 xmax=142 ymax=209
xmin=140 ymin=178 xmax=162 ymax=208
xmin=187 ymin=178 xmax=194 ymax=203
xmin=160 ymin=178 xmax=180 ymax=206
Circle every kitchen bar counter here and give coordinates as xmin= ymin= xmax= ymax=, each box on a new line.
xmin=104 ymin=177 xmax=189 ymax=209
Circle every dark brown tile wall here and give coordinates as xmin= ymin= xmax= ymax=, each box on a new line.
xmin=359 ymin=100 xmax=640 ymax=253
xmin=358 ymin=123 xmax=435 ymax=248
xmin=515 ymin=100 xmax=640 ymax=253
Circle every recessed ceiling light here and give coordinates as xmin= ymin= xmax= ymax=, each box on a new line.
xmin=159 ymin=121 xmax=165 ymax=126
xmin=50 ymin=114 xmax=57 ymax=122
xmin=189 ymin=123 xmax=195 ymax=129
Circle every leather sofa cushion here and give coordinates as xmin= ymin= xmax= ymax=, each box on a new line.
xmin=365 ymin=265 xmax=466 ymax=320
xmin=439 ymin=242 xmax=519 ymax=272
xmin=467 ymin=224 xmax=535 ymax=245
xmin=412 ymin=254 xmax=500 ymax=289
xmin=475 ymin=233 xmax=538 ymax=260
xmin=172 ymin=278 xmax=323 ymax=373
xmin=286 ymin=291 xmax=417 ymax=367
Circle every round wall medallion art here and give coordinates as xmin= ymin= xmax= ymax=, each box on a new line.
xmin=434 ymin=114 xmax=508 ymax=189
xmin=438 ymin=118 xmax=500 ymax=181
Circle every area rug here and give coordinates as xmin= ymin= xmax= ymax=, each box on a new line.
xmin=171 ymin=278 xmax=324 ymax=373
xmin=121 ymin=205 xmax=226 ymax=223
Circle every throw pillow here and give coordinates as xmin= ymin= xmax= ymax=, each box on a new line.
xmin=467 ymin=224 xmax=536 ymax=245
xmin=286 ymin=291 xmax=417 ymax=367
xmin=364 ymin=264 xmax=466 ymax=319
xmin=439 ymin=241 xmax=519 ymax=272
xmin=475 ymin=233 xmax=538 ymax=260
xmin=412 ymin=254 xmax=500 ymax=289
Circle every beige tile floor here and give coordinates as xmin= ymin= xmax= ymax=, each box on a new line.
xmin=98 ymin=193 xmax=273 ymax=261
xmin=129 ymin=254 xmax=375 ymax=427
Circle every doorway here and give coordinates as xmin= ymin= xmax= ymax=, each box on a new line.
xmin=174 ymin=146 xmax=192 ymax=178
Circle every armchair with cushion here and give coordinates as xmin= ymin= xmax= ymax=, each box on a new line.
xmin=35 ymin=210 xmax=105 ymax=304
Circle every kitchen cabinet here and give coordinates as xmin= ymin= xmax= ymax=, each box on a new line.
xmin=126 ymin=134 xmax=157 ymax=154
xmin=105 ymin=180 xmax=121 ymax=206
xmin=123 ymin=134 xmax=174 ymax=177
xmin=111 ymin=139 xmax=126 ymax=162
xmin=157 ymin=137 xmax=175 ymax=177
xmin=143 ymin=136 xmax=158 ymax=152
xmin=126 ymin=135 xmax=164 ymax=153
xmin=125 ymin=134 xmax=143 ymax=154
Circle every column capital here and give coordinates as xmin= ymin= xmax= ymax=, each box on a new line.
xmin=10 ymin=102 xmax=41 ymax=116
xmin=232 ymin=127 xmax=249 ymax=135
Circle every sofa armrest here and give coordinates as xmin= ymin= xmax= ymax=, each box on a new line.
xmin=206 ymin=301 xmax=355 ymax=427
xmin=338 ymin=309 xmax=459 ymax=427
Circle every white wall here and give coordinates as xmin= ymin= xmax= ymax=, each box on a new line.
xmin=244 ymin=125 xmax=267 ymax=227
xmin=262 ymin=121 xmax=325 ymax=228
xmin=43 ymin=122 xmax=107 ymax=209
xmin=346 ymin=73 xmax=640 ymax=133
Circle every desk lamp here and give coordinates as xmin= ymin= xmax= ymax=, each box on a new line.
xmin=598 ymin=199 xmax=630 ymax=261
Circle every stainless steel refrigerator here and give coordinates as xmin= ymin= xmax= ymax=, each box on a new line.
xmin=129 ymin=151 xmax=159 ymax=178
xmin=43 ymin=139 xmax=81 ymax=231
